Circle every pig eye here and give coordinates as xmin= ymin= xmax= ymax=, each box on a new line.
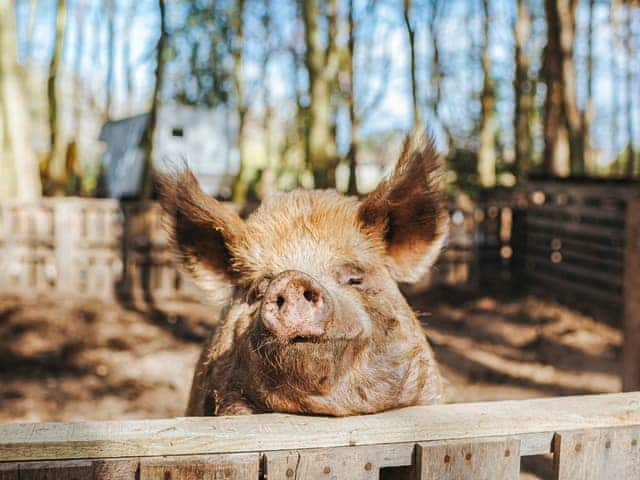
xmin=338 ymin=265 xmax=365 ymax=288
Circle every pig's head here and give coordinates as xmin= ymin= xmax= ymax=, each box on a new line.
xmin=158 ymin=135 xmax=448 ymax=412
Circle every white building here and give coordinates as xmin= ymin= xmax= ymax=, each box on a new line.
xmin=99 ymin=105 xmax=238 ymax=199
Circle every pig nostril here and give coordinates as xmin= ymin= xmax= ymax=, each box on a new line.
xmin=276 ymin=296 xmax=285 ymax=308
xmin=303 ymin=290 xmax=315 ymax=302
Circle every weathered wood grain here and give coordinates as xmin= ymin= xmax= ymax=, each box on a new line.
xmin=623 ymin=198 xmax=640 ymax=391
xmin=14 ymin=460 xmax=94 ymax=480
xmin=553 ymin=426 xmax=640 ymax=479
xmin=1 ymin=393 xmax=639 ymax=462
xmin=0 ymin=464 xmax=18 ymax=480
xmin=265 ymin=444 xmax=413 ymax=479
xmin=140 ymin=454 xmax=259 ymax=480
xmin=417 ymin=438 xmax=520 ymax=480
xmin=92 ymin=459 xmax=139 ymax=479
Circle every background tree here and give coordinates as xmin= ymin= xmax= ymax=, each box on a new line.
xmin=478 ymin=0 xmax=497 ymax=188
xmin=45 ymin=0 xmax=68 ymax=193
xmin=141 ymin=0 xmax=168 ymax=199
xmin=514 ymin=0 xmax=533 ymax=181
xmin=403 ymin=0 xmax=421 ymax=131
xmin=542 ymin=0 xmax=582 ymax=177
xmin=105 ymin=0 xmax=116 ymax=120
xmin=231 ymin=0 xmax=249 ymax=203
xmin=0 ymin=0 xmax=41 ymax=199
xmin=624 ymin=0 xmax=636 ymax=176
xmin=302 ymin=0 xmax=340 ymax=189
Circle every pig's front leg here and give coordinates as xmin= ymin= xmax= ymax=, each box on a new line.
xmin=198 ymin=388 xmax=259 ymax=416
xmin=216 ymin=400 xmax=256 ymax=415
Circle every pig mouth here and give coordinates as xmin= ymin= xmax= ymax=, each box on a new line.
xmin=290 ymin=335 xmax=323 ymax=344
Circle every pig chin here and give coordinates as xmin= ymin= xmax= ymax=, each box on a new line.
xmin=249 ymin=318 xmax=365 ymax=392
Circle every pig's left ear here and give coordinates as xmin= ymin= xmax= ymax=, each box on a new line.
xmin=358 ymin=134 xmax=449 ymax=283
xmin=156 ymin=168 xmax=246 ymax=301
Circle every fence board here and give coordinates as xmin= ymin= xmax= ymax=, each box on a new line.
xmin=526 ymin=217 xmax=624 ymax=242
xmin=140 ymin=454 xmax=259 ymax=480
xmin=416 ymin=438 xmax=520 ymax=480
xmin=265 ymin=450 xmax=377 ymax=479
xmin=0 ymin=464 xmax=17 ymax=480
xmin=14 ymin=460 xmax=94 ymax=480
xmin=623 ymin=198 xmax=640 ymax=391
xmin=525 ymin=271 xmax=622 ymax=306
xmin=525 ymin=257 xmax=623 ymax=289
xmin=553 ymin=426 xmax=640 ymax=480
xmin=1 ymin=393 xmax=639 ymax=462
xmin=265 ymin=444 xmax=413 ymax=480
xmin=526 ymin=231 xmax=624 ymax=258
xmin=92 ymin=459 xmax=138 ymax=479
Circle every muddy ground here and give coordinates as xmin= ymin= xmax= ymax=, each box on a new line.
xmin=0 ymin=287 xmax=620 ymax=423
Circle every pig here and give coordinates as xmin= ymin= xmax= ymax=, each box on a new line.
xmin=157 ymin=134 xmax=449 ymax=417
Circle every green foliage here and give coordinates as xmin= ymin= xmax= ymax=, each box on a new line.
xmin=169 ymin=0 xmax=235 ymax=107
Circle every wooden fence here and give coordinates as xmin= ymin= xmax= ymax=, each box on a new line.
xmin=0 ymin=392 xmax=638 ymax=479
xmin=0 ymin=197 xmax=491 ymax=303
xmin=0 ymin=199 xmax=203 ymax=303
xmin=0 ymin=182 xmax=637 ymax=321
xmin=521 ymin=181 xmax=637 ymax=320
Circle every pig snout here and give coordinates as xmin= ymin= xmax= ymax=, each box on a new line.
xmin=260 ymin=270 xmax=333 ymax=342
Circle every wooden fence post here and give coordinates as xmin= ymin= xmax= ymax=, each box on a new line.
xmin=623 ymin=196 xmax=640 ymax=391
xmin=53 ymin=199 xmax=82 ymax=294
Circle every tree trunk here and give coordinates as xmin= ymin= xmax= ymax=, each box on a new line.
xmin=610 ymin=1 xmax=621 ymax=169
xmin=478 ymin=0 xmax=496 ymax=188
xmin=123 ymin=2 xmax=136 ymax=111
xmin=260 ymin=0 xmax=277 ymax=198
xmin=302 ymin=0 xmax=339 ymax=189
xmin=140 ymin=0 xmax=167 ymax=199
xmin=624 ymin=1 xmax=635 ymax=177
xmin=583 ymin=0 xmax=595 ymax=173
xmin=231 ymin=0 xmax=250 ymax=204
xmin=514 ymin=0 xmax=533 ymax=182
xmin=403 ymin=0 xmax=421 ymax=131
xmin=45 ymin=0 xmax=67 ymax=192
xmin=105 ymin=0 xmax=116 ymax=120
xmin=346 ymin=0 xmax=358 ymax=195
xmin=0 ymin=0 xmax=42 ymax=199
xmin=557 ymin=0 xmax=583 ymax=176
xmin=26 ymin=0 xmax=39 ymax=62
xmin=428 ymin=0 xmax=450 ymax=147
xmin=543 ymin=0 xmax=570 ymax=177
xmin=73 ymin=0 xmax=86 ymax=135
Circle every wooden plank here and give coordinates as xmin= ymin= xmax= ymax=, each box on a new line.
xmin=553 ymin=426 xmax=640 ymax=480
xmin=139 ymin=454 xmax=258 ymax=480
xmin=1 ymin=393 xmax=640 ymax=462
xmin=16 ymin=460 xmax=94 ymax=479
xmin=0 ymin=458 xmax=137 ymax=480
xmin=623 ymin=198 xmax=640 ymax=391
xmin=417 ymin=438 xmax=520 ymax=480
xmin=525 ymin=256 xmax=623 ymax=288
xmin=525 ymin=270 xmax=622 ymax=306
xmin=525 ymin=243 xmax=623 ymax=272
xmin=0 ymin=464 xmax=18 ymax=480
xmin=527 ymin=203 xmax=626 ymax=225
xmin=526 ymin=230 xmax=625 ymax=257
xmin=526 ymin=217 xmax=625 ymax=239
xmin=264 ymin=444 xmax=413 ymax=479
xmin=92 ymin=459 xmax=138 ymax=479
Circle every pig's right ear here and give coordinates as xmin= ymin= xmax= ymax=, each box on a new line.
xmin=358 ymin=134 xmax=449 ymax=283
xmin=156 ymin=169 xmax=245 ymax=299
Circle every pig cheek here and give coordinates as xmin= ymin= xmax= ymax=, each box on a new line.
xmin=331 ymin=292 xmax=372 ymax=340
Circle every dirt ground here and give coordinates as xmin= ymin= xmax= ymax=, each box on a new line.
xmin=0 ymin=287 xmax=621 ymax=424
